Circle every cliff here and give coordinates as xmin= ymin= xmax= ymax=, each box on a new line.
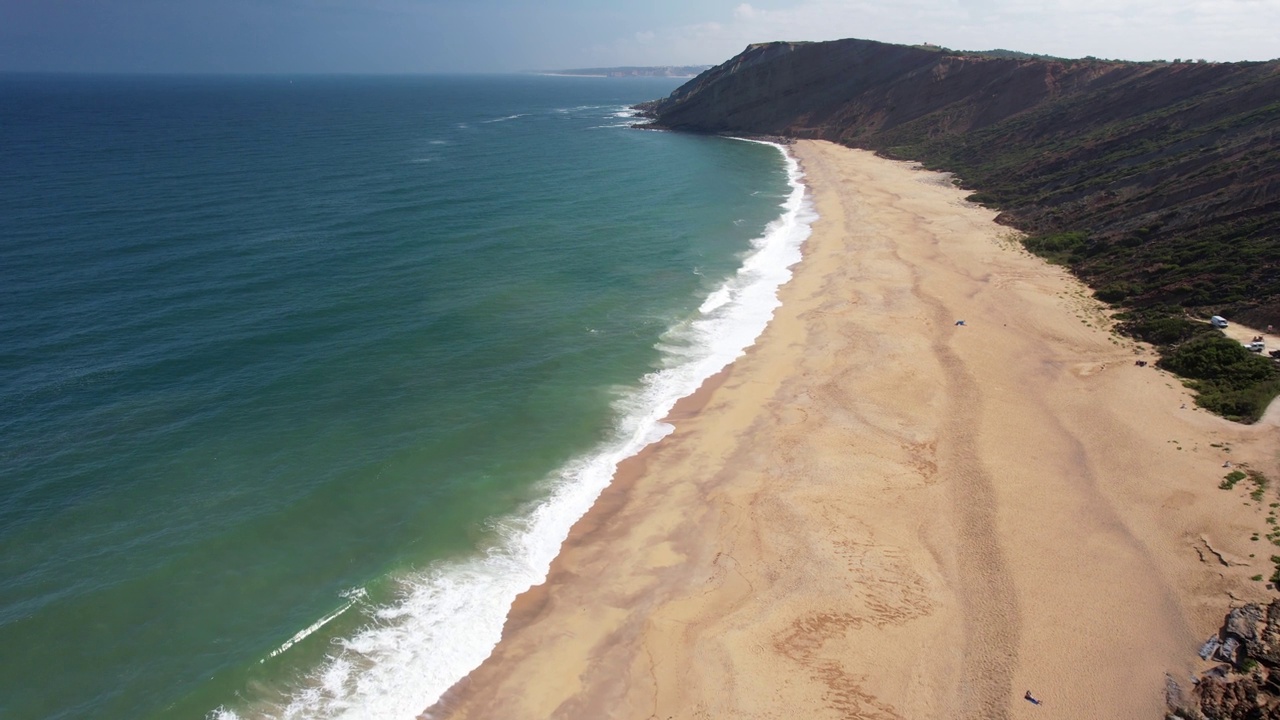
xmin=639 ymin=38 xmax=1280 ymax=329
xmin=639 ymin=38 xmax=1280 ymax=421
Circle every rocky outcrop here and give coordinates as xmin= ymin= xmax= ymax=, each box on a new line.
xmin=1188 ymin=675 xmax=1273 ymax=720
xmin=1171 ymin=601 xmax=1280 ymax=719
xmin=638 ymin=38 xmax=1280 ymax=329
xmin=1235 ymin=603 xmax=1280 ymax=670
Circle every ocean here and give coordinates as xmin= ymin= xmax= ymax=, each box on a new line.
xmin=0 ymin=74 xmax=812 ymax=719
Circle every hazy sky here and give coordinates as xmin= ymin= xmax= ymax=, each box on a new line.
xmin=2 ymin=0 xmax=1276 ymax=74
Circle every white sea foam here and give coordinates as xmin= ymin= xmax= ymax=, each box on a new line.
xmin=211 ymin=140 xmax=814 ymax=720
xmin=553 ymin=104 xmax=612 ymax=116
xmin=479 ymin=114 xmax=528 ymax=124
xmin=263 ymin=589 xmax=367 ymax=662
xmin=698 ymin=285 xmax=733 ymax=314
xmin=587 ymin=107 xmax=648 ymax=130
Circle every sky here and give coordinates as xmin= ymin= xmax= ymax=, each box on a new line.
xmin=1 ymin=0 xmax=1277 ymax=74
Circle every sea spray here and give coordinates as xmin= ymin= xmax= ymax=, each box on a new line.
xmin=212 ymin=141 xmax=815 ymax=720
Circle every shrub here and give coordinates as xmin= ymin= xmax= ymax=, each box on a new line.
xmin=1095 ymin=283 xmax=1136 ymax=302
xmin=1160 ymin=335 xmax=1275 ymax=384
xmin=1121 ymin=315 xmax=1203 ymax=345
xmin=1251 ymin=471 xmax=1271 ymax=501
xmin=1022 ymin=231 xmax=1088 ymax=264
xmin=1160 ymin=335 xmax=1280 ymax=422
xmin=1194 ymin=380 xmax=1280 ymax=421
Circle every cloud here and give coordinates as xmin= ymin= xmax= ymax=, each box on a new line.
xmin=608 ymin=0 xmax=1280 ymax=66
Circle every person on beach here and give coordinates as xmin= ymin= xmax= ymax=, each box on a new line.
xmin=1025 ymin=690 xmax=1042 ymax=705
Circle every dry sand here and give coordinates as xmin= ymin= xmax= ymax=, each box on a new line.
xmin=426 ymin=140 xmax=1280 ymax=720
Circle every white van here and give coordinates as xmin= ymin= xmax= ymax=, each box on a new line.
xmin=1211 ymin=315 xmax=1229 ymax=328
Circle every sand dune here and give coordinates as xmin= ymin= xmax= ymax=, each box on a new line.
xmin=426 ymin=140 xmax=1280 ymax=720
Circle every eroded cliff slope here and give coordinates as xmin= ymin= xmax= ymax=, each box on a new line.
xmin=640 ymin=38 xmax=1280 ymax=331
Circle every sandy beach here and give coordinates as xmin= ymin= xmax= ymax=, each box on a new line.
xmin=426 ymin=140 xmax=1280 ymax=719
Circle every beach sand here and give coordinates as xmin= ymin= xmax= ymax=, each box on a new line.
xmin=425 ymin=140 xmax=1280 ymax=720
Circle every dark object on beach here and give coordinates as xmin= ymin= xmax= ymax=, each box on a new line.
xmin=955 ymin=320 xmax=966 ymax=326
xmin=1135 ymin=360 xmax=1147 ymax=367
xmin=1024 ymin=690 xmax=1042 ymax=705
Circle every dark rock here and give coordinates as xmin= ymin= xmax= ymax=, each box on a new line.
xmin=1220 ymin=637 xmax=1243 ymax=665
xmin=1259 ymin=602 xmax=1280 ymax=666
xmin=1227 ymin=605 xmax=1264 ymax=645
xmin=1234 ymin=601 xmax=1280 ymax=667
xmin=1171 ymin=604 xmax=1280 ymax=720
xmin=1205 ymin=636 xmax=1226 ymax=661
xmin=1205 ymin=664 xmax=1235 ymax=680
xmin=1196 ymin=674 xmax=1258 ymax=720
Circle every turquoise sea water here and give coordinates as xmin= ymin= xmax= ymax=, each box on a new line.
xmin=0 ymin=74 xmax=811 ymax=719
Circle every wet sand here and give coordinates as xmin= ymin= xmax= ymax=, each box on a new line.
xmin=426 ymin=140 xmax=1280 ymax=719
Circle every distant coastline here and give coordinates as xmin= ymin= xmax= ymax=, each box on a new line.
xmin=534 ymin=65 xmax=710 ymax=79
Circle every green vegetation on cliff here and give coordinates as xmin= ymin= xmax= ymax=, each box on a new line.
xmin=639 ymin=37 xmax=1280 ymax=421
xmin=1159 ymin=334 xmax=1280 ymax=421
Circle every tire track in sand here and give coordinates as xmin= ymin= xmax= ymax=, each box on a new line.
xmin=807 ymin=146 xmax=1019 ymax=718
xmin=843 ymin=159 xmax=1020 ymax=719
xmin=910 ymin=228 xmax=1020 ymax=720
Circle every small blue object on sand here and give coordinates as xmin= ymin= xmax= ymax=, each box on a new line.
xmin=955 ymin=320 xmax=966 ymax=326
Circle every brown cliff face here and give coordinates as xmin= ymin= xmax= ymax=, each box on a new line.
xmin=643 ymin=40 xmax=1121 ymax=140
xmin=639 ymin=38 xmax=1280 ymax=330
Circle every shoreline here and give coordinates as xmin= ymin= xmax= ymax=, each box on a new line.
xmin=416 ymin=137 xmax=812 ymax=716
xmin=486 ymin=364 xmax=737 ymax=649
xmin=426 ymin=140 xmax=1280 ymax=719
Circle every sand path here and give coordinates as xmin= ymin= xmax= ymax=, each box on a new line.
xmin=426 ymin=141 xmax=1280 ymax=720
